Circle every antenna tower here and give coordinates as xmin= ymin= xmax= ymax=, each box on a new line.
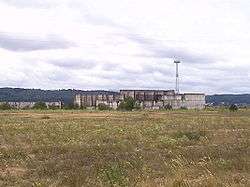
xmin=174 ymin=60 xmax=181 ymax=94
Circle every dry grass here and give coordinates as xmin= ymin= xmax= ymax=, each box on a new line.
xmin=0 ymin=109 xmax=249 ymax=186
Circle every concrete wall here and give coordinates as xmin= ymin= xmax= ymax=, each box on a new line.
xmin=74 ymin=90 xmax=205 ymax=110
xmin=4 ymin=102 xmax=36 ymax=109
xmin=0 ymin=101 xmax=62 ymax=109
xmin=76 ymin=94 xmax=118 ymax=108
xmin=182 ymin=94 xmax=206 ymax=109
xmin=74 ymin=94 xmax=82 ymax=107
xmin=96 ymin=100 xmax=118 ymax=110
xmin=45 ymin=102 xmax=62 ymax=109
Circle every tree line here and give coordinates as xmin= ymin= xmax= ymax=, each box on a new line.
xmin=1 ymin=88 xmax=250 ymax=107
xmin=0 ymin=88 xmax=117 ymax=104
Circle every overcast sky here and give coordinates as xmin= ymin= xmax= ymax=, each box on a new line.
xmin=0 ymin=0 xmax=249 ymax=94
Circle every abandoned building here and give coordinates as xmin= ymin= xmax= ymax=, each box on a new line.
xmin=74 ymin=90 xmax=205 ymax=110
xmin=0 ymin=101 xmax=62 ymax=109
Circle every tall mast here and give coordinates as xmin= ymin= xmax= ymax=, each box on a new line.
xmin=174 ymin=60 xmax=181 ymax=94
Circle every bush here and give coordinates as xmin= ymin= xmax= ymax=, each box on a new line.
xmin=63 ymin=103 xmax=86 ymax=110
xmin=33 ymin=102 xmax=47 ymax=110
xmin=134 ymin=103 xmax=141 ymax=110
xmin=117 ymin=97 xmax=135 ymax=111
xmin=164 ymin=104 xmax=173 ymax=110
xmin=174 ymin=131 xmax=206 ymax=141
xmin=48 ymin=105 xmax=60 ymax=110
xmin=0 ymin=103 xmax=12 ymax=110
xmin=180 ymin=106 xmax=188 ymax=110
xmin=229 ymin=104 xmax=238 ymax=112
xmin=98 ymin=103 xmax=111 ymax=110
xmin=63 ymin=103 xmax=77 ymax=110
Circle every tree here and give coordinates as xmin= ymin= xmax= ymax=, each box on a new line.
xmin=164 ymin=104 xmax=173 ymax=110
xmin=118 ymin=97 xmax=135 ymax=111
xmin=63 ymin=103 xmax=77 ymax=110
xmin=229 ymin=104 xmax=238 ymax=112
xmin=49 ymin=105 xmax=60 ymax=110
xmin=98 ymin=103 xmax=111 ymax=110
xmin=33 ymin=102 xmax=47 ymax=110
xmin=0 ymin=103 xmax=12 ymax=110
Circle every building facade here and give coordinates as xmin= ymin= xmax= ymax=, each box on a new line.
xmin=74 ymin=90 xmax=205 ymax=110
xmin=0 ymin=101 xmax=62 ymax=109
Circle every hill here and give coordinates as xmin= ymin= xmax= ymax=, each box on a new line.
xmin=0 ymin=88 xmax=249 ymax=105
xmin=0 ymin=88 xmax=117 ymax=104
xmin=206 ymin=94 xmax=250 ymax=106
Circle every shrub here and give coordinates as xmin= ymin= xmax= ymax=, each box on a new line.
xmin=229 ymin=104 xmax=238 ymax=112
xmin=99 ymin=164 xmax=127 ymax=186
xmin=98 ymin=103 xmax=111 ymax=110
xmin=63 ymin=103 xmax=78 ymax=110
xmin=134 ymin=102 xmax=142 ymax=110
xmin=63 ymin=103 xmax=86 ymax=110
xmin=80 ymin=105 xmax=87 ymax=110
xmin=48 ymin=105 xmax=60 ymax=110
xmin=117 ymin=97 xmax=135 ymax=111
xmin=33 ymin=102 xmax=47 ymax=110
xmin=164 ymin=104 xmax=173 ymax=110
xmin=0 ymin=103 xmax=12 ymax=110
xmin=180 ymin=106 xmax=188 ymax=110
xmin=174 ymin=131 xmax=206 ymax=141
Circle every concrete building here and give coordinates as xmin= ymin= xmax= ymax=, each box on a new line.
xmin=74 ymin=90 xmax=205 ymax=110
xmin=74 ymin=93 xmax=119 ymax=109
xmin=0 ymin=101 xmax=62 ymax=109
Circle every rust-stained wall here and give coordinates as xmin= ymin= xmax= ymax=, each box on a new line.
xmin=74 ymin=90 xmax=205 ymax=110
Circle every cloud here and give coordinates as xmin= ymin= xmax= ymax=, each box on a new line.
xmin=101 ymin=62 xmax=119 ymax=71
xmin=0 ymin=32 xmax=75 ymax=52
xmin=125 ymin=33 xmax=220 ymax=64
xmin=47 ymin=58 xmax=98 ymax=70
xmin=0 ymin=0 xmax=249 ymax=94
xmin=142 ymin=65 xmax=172 ymax=75
xmin=0 ymin=0 xmax=58 ymax=8
xmin=83 ymin=14 xmax=125 ymax=29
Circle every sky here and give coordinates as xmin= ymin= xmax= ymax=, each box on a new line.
xmin=0 ymin=0 xmax=250 ymax=94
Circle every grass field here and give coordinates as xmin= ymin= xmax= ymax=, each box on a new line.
xmin=0 ymin=109 xmax=249 ymax=186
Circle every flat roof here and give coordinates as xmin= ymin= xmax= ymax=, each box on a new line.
xmin=183 ymin=93 xmax=205 ymax=95
xmin=120 ymin=90 xmax=175 ymax=92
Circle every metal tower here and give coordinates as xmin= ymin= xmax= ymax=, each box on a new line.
xmin=174 ymin=60 xmax=181 ymax=94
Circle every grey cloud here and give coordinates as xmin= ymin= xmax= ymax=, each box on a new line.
xmin=142 ymin=63 xmax=173 ymax=75
xmin=100 ymin=61 xmax=173 ymax=79
xmin=97 ymin=65 xmax=174 ymax=87
xmin=0 ymin=32 xmax=75 ymax=52
xmin=83 ymin=14 xmax=126 ymax=29
xmin=98 ymin=70 xmax=138 ymax=81
xmin=2 ymin=0 xmax=123 ymax=29
xmin=101 ymin=63 xmax=119 ymax=71
xmin=0 ymin=0 xmax=57 ymax=8
xmin=47 ymin=70 xmax=71 ymax=82
xmin=47 ymin=58 xmax=97 ymax=70
xmin=126 ymin=33 xmax=219 ymax=64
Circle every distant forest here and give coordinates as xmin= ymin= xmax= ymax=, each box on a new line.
xmin=0 ymin=88 xmax=118 ymax=104
xmin=0 ymin=88 xmax=249 ymax=105
xmin=206 ymin=94 xmax=250 ymax=105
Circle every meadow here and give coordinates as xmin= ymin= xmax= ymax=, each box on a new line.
xmin=0 ymin=109 xmax=249 ymax=186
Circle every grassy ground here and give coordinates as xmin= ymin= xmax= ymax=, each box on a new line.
xmin=0 ymin=109 xmax=249 ymax=187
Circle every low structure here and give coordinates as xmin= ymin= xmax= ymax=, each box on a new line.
xmin=74 ymin=90 xmax=205 ymax=110
xmin=0 ymin=101 xmax=62 ymax=109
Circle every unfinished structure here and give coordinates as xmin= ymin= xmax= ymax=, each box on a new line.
xmin=74 ymin=90 xmax=205 ymax=110
xmin=0 ymin=101 xmax=62 ymax=109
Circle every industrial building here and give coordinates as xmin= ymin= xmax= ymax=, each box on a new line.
xmin=0 ymin=101 xmax=62 ymax=109
xmin=74 ymin=61 xmax=205 ymax=110
xmin=74 ymin=90 xmax=205 ymax=110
